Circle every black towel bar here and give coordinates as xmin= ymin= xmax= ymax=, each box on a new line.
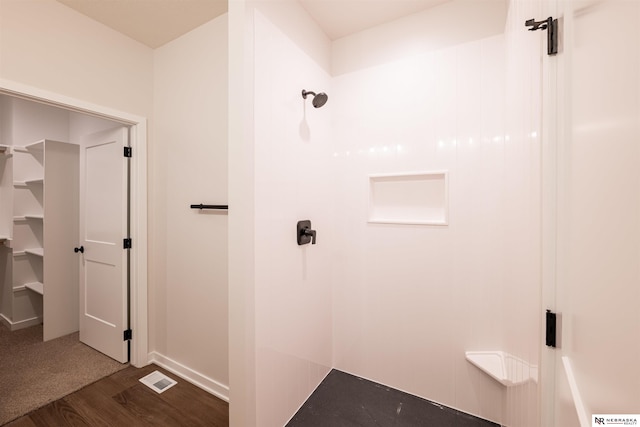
xmin=190 ymin=204 xmax=228 ymax=210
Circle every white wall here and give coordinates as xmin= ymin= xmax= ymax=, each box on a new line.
xmin=228 ymin=1 xmax=257 ymax=424
xmin=228 ymin=1 xmax=334 ymax=424
xmin=151 ymin=15 xmax=229 ymax=398
xmin=252 ymin=4 xmax=333 ymax=425
xmin=3 ymin=97 xmax=70 ymax=146
xmin=0 ymin=0 xmax=153 ymax=118
xmin=69 ymin=113 xmax=123 ymax=145
xmin=501 ymin=1 xmax=544 ymax=425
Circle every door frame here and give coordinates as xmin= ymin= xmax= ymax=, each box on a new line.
xmin=0 ymin=78 xmax=148 ymax=367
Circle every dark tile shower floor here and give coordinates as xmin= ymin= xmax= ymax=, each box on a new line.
xmin=286 ymin=370 xmax=500 ymax=427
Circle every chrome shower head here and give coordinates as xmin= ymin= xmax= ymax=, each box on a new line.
xmin=302 ymin=89 xmax=328 ymax=108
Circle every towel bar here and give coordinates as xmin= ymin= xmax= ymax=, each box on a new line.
xmin=190 ymin=204 xmax=228 ymax=210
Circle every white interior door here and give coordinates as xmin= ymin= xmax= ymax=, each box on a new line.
xmin=79 ymin=127 xmax=129 ymax=363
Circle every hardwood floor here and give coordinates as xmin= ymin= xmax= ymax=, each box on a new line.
xmin=5 ymin=364 xmax=229 ymax=427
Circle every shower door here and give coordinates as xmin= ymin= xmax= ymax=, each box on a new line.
xmin=543 ymin=0 xmax=640 ymax=424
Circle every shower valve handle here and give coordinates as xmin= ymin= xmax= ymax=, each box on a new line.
xmin=297 ymin=220 xmax=317 ymax=245
xmin=303 ymin=228 xmax=317 ymax=245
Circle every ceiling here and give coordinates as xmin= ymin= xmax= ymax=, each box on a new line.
xmin=56 ymin=0 xmax=228 ymax=48
xmin=55 ymin=0 xmax=454 ymax=48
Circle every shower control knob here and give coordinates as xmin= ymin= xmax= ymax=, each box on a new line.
xmin=297 ymin=220 xmax=317 ymax=245
xmin=303 ymin=228 xmax=317 ymax=245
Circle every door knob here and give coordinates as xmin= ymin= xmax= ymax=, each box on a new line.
xmin=74 ymin=246 xmax=84 ymax=253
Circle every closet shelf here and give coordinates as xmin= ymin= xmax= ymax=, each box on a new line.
xmin=13 ymin=179 xmax=44 ymax=187
xmin=24 ymin=248 xmax=44 ymax=257
xmin=24 ymin=215 xmax=44 ymax=220
xmin=14 ymin=215 xmax=44 ymax=221
xmin=25 ymin=282 xmax=44 ymax=295
xmin=25 ymin=140 xmax=45 ymax=151
xmin=13 ymin=140 xmax=46 ymax=153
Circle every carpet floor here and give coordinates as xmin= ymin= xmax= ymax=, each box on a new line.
xmin=0 ymin=322 xmax=127 ymax=425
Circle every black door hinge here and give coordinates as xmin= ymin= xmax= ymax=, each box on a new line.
xmin=525 ymin=17 xmax=558 ymax=55
xmin=123 ymin=238 xmax=132 ymax=249
xmin=546 ymin=309 xmax=557 ymax=348
xmin=123 ymin=329 xmax=132 ymax=341
xmin=124 ymin=146 xmax=132 ymax=158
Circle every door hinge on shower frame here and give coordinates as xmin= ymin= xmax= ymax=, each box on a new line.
xmin=124 ymin=146 xmax=132 ymax=158
xmin=525 ymin=16 xmax=558 ymax=55
xmin=123 ymin=329 xmax=132 ymax=341
xmin=123 ymin=238 xmax=132 ymax=249
xmin=546 ymin=309 xmax=557 ymax=348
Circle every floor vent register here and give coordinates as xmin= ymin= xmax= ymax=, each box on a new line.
xmin=139 ymin=370 xmax=178 ymax=394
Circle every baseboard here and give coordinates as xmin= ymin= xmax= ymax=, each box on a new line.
xmin=148 ymin=351 xmax=229 ymax=402
xmin=0 ymin=313 xmax=9 ymax=329
xmin=0 ymin=313 xmax=42 ymax=331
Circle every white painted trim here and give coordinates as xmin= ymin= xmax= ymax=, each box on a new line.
xmin=148 ymin=351 xmax=229 ymax=402
xmin=562 ymin=356 xmax=590 ymax=427
xmin=0 ymin=78 xmax=149 ymax=368
xmin=128 ymin=122 xmax=149 ymax=369
xmin=0 ymin=312 xmax=42 ymax=331
xmin=0 ymin=313 xmax=9 ymax=329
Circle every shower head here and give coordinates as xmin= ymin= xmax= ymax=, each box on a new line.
xmin=302 ymin=89 xmax=328 ymax=108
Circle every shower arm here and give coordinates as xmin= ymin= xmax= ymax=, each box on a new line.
xmin=301 ymin=89 xmax=316 ymax=99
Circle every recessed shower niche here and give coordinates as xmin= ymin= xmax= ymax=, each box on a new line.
xmin=368 ymin=171 xmax=448 ymax=225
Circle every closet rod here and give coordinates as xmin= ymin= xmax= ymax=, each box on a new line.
xmin=190 ymin=204 xmax=228 ymax=210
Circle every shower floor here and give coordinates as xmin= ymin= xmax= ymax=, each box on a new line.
xmin=286 ymin=370 xmax=500 ymax=427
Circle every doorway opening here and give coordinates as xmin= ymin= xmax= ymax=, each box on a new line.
xmin=0 ymin=80 xmax=148 ymax=367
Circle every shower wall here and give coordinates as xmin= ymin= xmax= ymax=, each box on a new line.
xmin=331 ymin=3 xmax=539 ymax=426
xmin=249 ymin=3 xmax=333 ymax=425
xmin=502 ymin=1 xmax=543 ymax=425
xmin=332 ymin=37 xmax=501 ymax=426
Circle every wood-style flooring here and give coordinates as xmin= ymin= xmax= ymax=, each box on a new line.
xmin=4 ymin=364 xmax=229 ymax=427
